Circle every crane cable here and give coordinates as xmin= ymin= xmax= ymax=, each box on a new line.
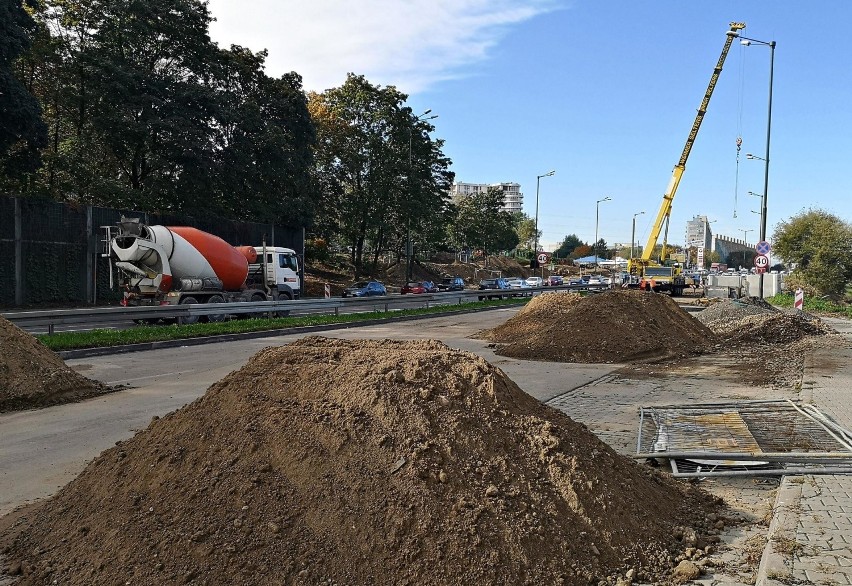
xmin=733 ymin=42 xmax=747 ymax=219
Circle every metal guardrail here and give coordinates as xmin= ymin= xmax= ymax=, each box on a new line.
xmin=2 ymin=284 xmax=611 ymax=334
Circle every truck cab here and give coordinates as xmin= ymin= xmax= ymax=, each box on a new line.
xmin=248 ymin=247 xmax=301 ymax=300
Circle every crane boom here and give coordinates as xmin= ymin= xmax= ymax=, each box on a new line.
xmin=640 ymin=22 xmax=746 ymax=263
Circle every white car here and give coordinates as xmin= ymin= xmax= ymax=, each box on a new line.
xmin=587 ymin=276 xmax=602 ymax=286
xmin=526 ymin=276 xmax=544 ymax=287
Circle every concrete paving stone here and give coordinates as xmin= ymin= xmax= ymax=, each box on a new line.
xmin=804 ymin=568 xmax=852 ymax=585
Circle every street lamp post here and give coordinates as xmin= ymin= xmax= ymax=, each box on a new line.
xmin=533 ymin=170 xmax=555 ymax=258
xmin=631 ymin=211 xmax=645 ymax=260
xmin=736 ymin=29 xmax=776 ymax=297
xmin=406 ymin=109 xmax=438 ymax=282
xmin=595 ymin=196 xmax=611 ymax=265
xmin=739 ymin=228 xmax=754 ymax=270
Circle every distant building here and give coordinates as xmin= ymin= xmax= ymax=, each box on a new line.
xmin=450 ymin=181 xmax=524 ymax=214
xmin=685 ymin=215 xmax=714 ymax=250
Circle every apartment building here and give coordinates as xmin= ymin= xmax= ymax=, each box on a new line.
xmin=450 ymin=182 xmax=524 ymax=214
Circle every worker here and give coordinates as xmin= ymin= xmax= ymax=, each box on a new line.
xmin=640 ymin=278 xmax=646 ymax=291
xmin=650 ymin=278 xmax=657 ymax=292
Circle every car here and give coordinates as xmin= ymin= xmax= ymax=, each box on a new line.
xmin=526 ymin=276 xmax=544 ymax=287
xmin=401 ymin=281 xmax=427 ymax=294
xmin=478 ymin=277 xmax=512 ymax=300
xmin=587 ymin=276 xmax=602 ymax=286
xmin=506 ymin=278 xmax=532 ymax=296
xmin=437 ymin=276 xmax=465 ymax=292
xmin=342 ymin=280 xmax=387 ymax=297
xmin=421 ymin=280 xmax=438 ymax=293
xmin=548 ymin=275 xmax=564 ymax=286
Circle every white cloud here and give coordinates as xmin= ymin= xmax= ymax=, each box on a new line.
xmin=206 ymin=0 xmax=557 ymax=93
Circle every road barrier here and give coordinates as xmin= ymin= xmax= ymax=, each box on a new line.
xmin=2 ymin=284 xmax=609 ymax=334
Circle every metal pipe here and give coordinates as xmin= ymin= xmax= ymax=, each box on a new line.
xmin=671 ymin=467 xmax=852 ymax=478
xmin=787 ymin=399 xmax=852 ymax=452
xmin=634 ymin=451 xmax=852 ymax=461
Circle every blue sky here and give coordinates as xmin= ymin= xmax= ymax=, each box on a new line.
xmin=208 ymin=0 xmax=851 ymax=252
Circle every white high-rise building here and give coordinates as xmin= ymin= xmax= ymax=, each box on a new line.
xmin=450 ymin=182 xmax=524 ymax=214
xmin=685 ymin=215 xmax=714 ymax=250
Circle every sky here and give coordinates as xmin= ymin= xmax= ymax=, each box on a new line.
xmin=207 ymin=0 xmax=851 ymax=253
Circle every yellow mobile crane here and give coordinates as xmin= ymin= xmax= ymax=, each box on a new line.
xmin=629 ymin=22 xmax=746 ymax=294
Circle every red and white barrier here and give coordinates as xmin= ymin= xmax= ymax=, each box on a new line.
xmin=794 ymin=288 xmax=804 ymax=311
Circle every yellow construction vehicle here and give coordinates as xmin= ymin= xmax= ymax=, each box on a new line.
xmin=629 ymin=22 xmax=746 ymax=295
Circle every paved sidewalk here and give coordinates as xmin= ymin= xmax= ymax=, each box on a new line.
xmin=758 ymin=317 xmax=852 ymax=586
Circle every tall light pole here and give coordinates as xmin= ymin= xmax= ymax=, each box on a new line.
xmin=595 ymin=196 xmax=611 ymax=266
xmin=533 ymin=170 xmax=555 ymax=257
xmin=736 ymin=29 xmax=775 ymax=296
xmin=631 ymin=211 xmax=645 ymax=260
xmin=739 ymin=228 xmax=754 ymax=243
xmin=406 ymin=109 xmax=438 ymax=282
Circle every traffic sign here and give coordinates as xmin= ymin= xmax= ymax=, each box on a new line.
xmin=755 ymin=267 xmax=767 ymax=274
xmin=756 ymin=240 xmax=771 ymax=255
xmin=754 ymin=254 xmax=769 ymax=269
xmin=537 ymin=253 xmax=550 ymax=265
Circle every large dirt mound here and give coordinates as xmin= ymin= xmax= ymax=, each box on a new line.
xmin=1 ymin=337 xmax=719 ymax=585
xmin=0 ymin=316 xmax=107 ymax=412
xmin=480 ymin=290 xmax=716 ymax=363
xmin=695 ymin=300 xmax=835 ymax=345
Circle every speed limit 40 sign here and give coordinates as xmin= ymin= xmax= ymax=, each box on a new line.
xmin=537 ymin=253 xmax=550 ymax=265
xmin=754 ymin=254 xmax=769 ymax=269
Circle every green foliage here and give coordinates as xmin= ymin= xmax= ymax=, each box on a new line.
xmin=554 ymin=234 xmax=583 ymax=258
xmin=512 ymin=212 xmax=538 ymax=250
xmin=7 ymin=0 xmax=316 ymax=226
xmin=773 ymin=209 xmax=852 ymax=297
xmin=450 ymin=186 xmax=519 ymax=257
xmin=308 ymin=75 xmax=452 ymax=276
xmin=766 ymin=293 xmax=852 ymax=318
xmin=0 ymin=0 xmax=48 ymax=179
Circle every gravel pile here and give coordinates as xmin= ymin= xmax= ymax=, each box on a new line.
xmin=695 ymin=299 xmax=835 ymax=345
xmin=1 ymin=337 xmax=721 ymax=585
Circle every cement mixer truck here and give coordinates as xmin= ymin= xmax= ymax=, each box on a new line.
xmin=104 ymin=217 xmax=300 ymax=322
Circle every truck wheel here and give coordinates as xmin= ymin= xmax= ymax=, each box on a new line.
xmin=275 ymin=292 xmax=291 ymax=318
xmin=206 ymin=295 xmax=226 ymax=322
xmin=178 ymin=296 xmax=199 ymax=325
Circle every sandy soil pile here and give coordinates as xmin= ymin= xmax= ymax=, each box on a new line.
xmin=0 ymin=316 xmax=107 ymax=412
xmin=1 ymin=337 xmax=720 ymax=585
xmin=695 ymin=299 xmax=835 ymax=345
xmin=480 ymin=290 xmax=715 ymax=363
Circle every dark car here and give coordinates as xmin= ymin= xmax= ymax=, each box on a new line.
xmin=342 ymin=280 xmax=387 ymax=298
xmin=421 ymin=280 xmax=438 ymax=293
xmin=478 ymin=277 xmax=511 ymax=300
xmin=548 ymin=275 xmax=564 ymax=286
xmin=401 ymin=281 xmax=427 ymax=294
xmin=437 ymin=276 xmax=465 ymax=292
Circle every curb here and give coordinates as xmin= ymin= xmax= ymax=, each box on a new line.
xmin=57 ymin=303 xmax=519 ymax=360
xmin=755 ymin=476 xmax=804 ymax=585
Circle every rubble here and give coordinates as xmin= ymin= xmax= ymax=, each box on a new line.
xmin=1 ymin=337 xmax=721 ymax=585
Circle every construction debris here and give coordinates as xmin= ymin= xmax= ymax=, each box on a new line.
xmin=1 ymin=337 xmax=722 ymax=585
xmin=637 ymin=400 xmax=852 ymax=477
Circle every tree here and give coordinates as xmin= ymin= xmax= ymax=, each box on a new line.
xmin=309 ymin=74 xmax=452 ymax=277
xmin=571 ymin=244 xmax=593 ymax=260
xmin=773 ymin=209 xmax=852 ymax=297
xmin=512 ymin=212 xmax=538 ymax=250
xmin=554 ymin=234 xmax=583 ymax=259
xmin=0 ymin=0 xmax=48 ymax=180
xmin=451 ymin=187 xmax=518 ymax=263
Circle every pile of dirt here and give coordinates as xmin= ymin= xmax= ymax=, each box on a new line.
xmin=1 ymin=337 xmax=721 ymax=585
xmin=479 ymin=290 xmax=716 ymax=363
xmin=0 ymin=317 xmax=108 ymax=412
xmin=695 ymin=299 xmax=835 ymax=345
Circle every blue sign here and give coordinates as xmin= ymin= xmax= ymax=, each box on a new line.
xmin=756 ymin=240 xmax=771 ymax=256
